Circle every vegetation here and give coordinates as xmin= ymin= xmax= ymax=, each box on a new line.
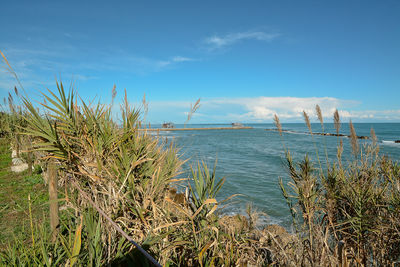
xmin=1 ymin=51 xmax=399 ymax=266
xmin=0 ymin=84 xmax=270 ymax=266
xmin=0 ymin=137 xmax=48 ymax=249
xmin=274 ymin=107 xmax=400 ymax=266
xmin=184 ymin=98 xmax=201 ymax=128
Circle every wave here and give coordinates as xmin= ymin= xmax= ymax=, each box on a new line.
xmin=381 ymin=140 xmax=400 ymax=146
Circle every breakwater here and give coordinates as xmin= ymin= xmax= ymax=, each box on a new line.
xmin=139 ymin=126 xmax=253 ymax=132
xmin=265 ymin=128 xmax=371 ymax=140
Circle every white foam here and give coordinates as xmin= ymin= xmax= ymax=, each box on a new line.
xmin=381 ymin=140 xmax=400 ymax=146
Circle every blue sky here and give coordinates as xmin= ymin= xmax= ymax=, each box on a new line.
xmin=1 ymin=0 xmax=399 ymax=123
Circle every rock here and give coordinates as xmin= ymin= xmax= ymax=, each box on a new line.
xmin=166 ymin=188 xmax=186 ymax=205
xmin=265 ymin=224 xmax=288 ymax=237
xmin=12 ymin=157 xmax=26 ymax=165
xmin=219 ymin=214 xmax=249 ymax=233
xmin=262 ymin=224 xmax=294 ymax=247
xmin=11 ymin=163 xmax=29 ymax=173
xmin=395 ymin=140 xmax=400 ymax=143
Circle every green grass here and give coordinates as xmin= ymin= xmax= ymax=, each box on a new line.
xmin=0 ymin=137 xmax=48 ymax=249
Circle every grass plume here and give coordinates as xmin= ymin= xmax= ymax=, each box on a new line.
xmin=316 ymin=104 xmax=323 ymax=127
xmin=349 ymin=120 xmax=359 ymax=156
xmin=184 ymin=98 xmax=201 ymax=127
xmin=334 ymin=109 xmax=340 ymax=135
xmin=273 ymin=114 xmax=282 ymax=136
xmin=303 ymin=110 xmax=312 ymax=134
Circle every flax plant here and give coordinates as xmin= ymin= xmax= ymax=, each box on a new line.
xmin=7 ymin=81 xmax=270 ymax=266
xmin=1 ymin=49 xmax=273 ymax=265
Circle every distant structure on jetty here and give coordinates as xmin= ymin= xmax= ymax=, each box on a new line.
xmin=140 ymin=125 xmax=253 ymax=132
xmin=231 ymin=122 xmax=243 ymax=127
xmin=162 ymin=122 xmax=175 ymax=129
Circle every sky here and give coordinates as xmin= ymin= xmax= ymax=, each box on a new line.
xmin=0 ymin=0 xmax=399 ymax=123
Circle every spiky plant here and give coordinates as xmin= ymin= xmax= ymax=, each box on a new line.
xmin=16 ymin=82 xmax=272 ymax=266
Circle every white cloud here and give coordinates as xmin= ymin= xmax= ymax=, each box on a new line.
xmin=202 ymin=96 xmax=356 ymax=121
xmin=144 ymin=96 xmax=400 ymax=123
xmin=204 ymin=31 xmax=280 ymax=49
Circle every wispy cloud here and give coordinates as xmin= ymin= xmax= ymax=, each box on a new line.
xmin=204 ymin=31 xmax=280 ymax=50
xmin=0 ymin=43 xmax=196 ymax=93
xmin=155 ymin=56 xmax=195 ymax=69
xmin=171 ymin=56 xmax=194 ymax=63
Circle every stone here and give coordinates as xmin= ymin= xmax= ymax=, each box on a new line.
xmin=219 ymin=214 xmax=249 ymax=233
xmin=262 ymin=224 xmax=294 ymax=247
xmin=12 ymin=157 xmax=26 ymax=165
xmin=11 ymin=163 xmax=29 ymax=173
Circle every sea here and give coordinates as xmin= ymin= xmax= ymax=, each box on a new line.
xmin=152 ymin=123 xmax=400 ymax=228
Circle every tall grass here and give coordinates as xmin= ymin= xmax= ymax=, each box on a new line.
xmin=275 ymin=108 xmax=400 ymax=266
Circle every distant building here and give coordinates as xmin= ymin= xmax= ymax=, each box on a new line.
xmin=231 ymin=122 xmax=243 ymax=127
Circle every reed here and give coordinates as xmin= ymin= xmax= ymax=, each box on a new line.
xmin=275 ymin=110 xmax=400 ymax=266
xmin=349 ymin=120 xmax=359 ymax=156
xmin=184 ymin=98 xmax=201 ymax=128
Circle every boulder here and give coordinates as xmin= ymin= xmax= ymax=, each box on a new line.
xmin=12 ymin=157 xmax=25 ymax=165
xmin=261 ymin=224 xmax=294 ymax=247
xmin=11 ymin=163 xmax=29 ymax=173
xmin=219 ymin=214 xmax=249 ymax=233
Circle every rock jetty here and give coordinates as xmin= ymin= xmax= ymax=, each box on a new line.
xmin=265 ymin=129 xmax=370 ymax=140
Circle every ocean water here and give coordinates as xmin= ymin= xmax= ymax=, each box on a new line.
xmin=153 ymin=123 xmax=400 ymax=227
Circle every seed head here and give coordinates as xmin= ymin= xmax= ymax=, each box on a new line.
xmin=303 ymin=111 xmax=312 ymax=134
xmin=274 ymin=114 xmax=282 ymax=136
xmin=334 ymin=109 xmax=340 ymax=135
xmin=111 ymin=84 xmax=117 ymax=101
xmin=370 ymin=128 xmax=377 ymax=147
xmin=316 ymin=105 xmax=323 ymax=126
xmin=349 ymin=120 xmax=359 ymax=156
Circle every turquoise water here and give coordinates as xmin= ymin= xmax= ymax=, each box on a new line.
xmin=154 ymin=123 xmax=400 ymax=227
